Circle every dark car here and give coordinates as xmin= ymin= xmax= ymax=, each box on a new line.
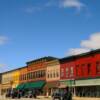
xmin=11 ymin=90 xmax=22 ymax=99
xmin=24 ymin=90 xmax=37 ymax=98
xmin=52 ymin=89 xmax=64 ymax=100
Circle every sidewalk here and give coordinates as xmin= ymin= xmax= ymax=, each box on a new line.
xmin=73 ymin=97 xmax=100 ymax=100
xmin=38 ymin=96 xmax=100 ymax=100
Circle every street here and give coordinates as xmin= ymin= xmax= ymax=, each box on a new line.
xmin=0 ymin=96 xmax=100 ymax=100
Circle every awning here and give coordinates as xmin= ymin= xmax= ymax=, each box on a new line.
xmin=24 ymin=81 xmax=45 ymax=89
xmin=59 ymin=80 xmax=75 ymax=88
xmin=16 ymin=83 xmax=25 ymax=90
xmin=46 ymin=81 xmax=59 ymax=88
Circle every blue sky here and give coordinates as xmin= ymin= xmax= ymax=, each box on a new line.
xmin=0 ymin=0 xmax=100 ymax=72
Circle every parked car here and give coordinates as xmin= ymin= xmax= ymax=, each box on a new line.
xmin=52 ymin=89 xmax=64 ymax=100
xmin=24 ymin=90 xmax=37 ymax=98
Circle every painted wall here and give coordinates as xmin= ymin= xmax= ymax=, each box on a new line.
xmin=26 ymin=58 xmax=54 ymax=82
xmin=46 ymin=60 xmax=60 ymax=82
xmin=12 ymin=70 xmax=20 ymax=88
xmin=60 ymin=60 xmax=75 ymax=80
xmin=75 ymin=53 xmax=100 ymax=79
xmin=19 ymin=67 xmax=27 ymax=84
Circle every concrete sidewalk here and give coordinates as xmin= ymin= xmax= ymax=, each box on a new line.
xmin=38 ymin=96 xmax=100 ymax=100
xmin=73 ymin=97 xmax=100 ymax=100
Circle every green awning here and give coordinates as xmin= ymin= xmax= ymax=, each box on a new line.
xmin=24 ymin=81 xmax=45 ymax=89
xmin=60 ymin=80 xmax=75 ymax=87
xmin=16 ymin=83 xmax=25 ymax=90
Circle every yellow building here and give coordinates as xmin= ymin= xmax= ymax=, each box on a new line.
xmin=12 ymin=69 xmax=20 ymax=89
xmin=1 ymin=68 xmax=20 ymax=95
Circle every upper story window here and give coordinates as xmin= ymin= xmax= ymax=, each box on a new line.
xmin=81 ymin=64 xmax=85 ymax=76
xmin=96 ymin=62 xmax=100 ymax=74
xmin=48 ymin=72 xmax=50 ymax=78
xmin=50 ymin=72 xmax=52 ymax=78
xmin=61 ymin=68 xmax=64 ymax=77
xmin=70 ymin=67 xmax=74 ymax=77
xmin=87 ymin=63 xmax=91 ymax=75
xmin=53 ymin=71 xmax=55 ymax=78
xmin=66 ymin=67 xmax=69 ymax=77
xmin=56 ymin=71 xmax=59 ymax=78
xmin=76 ymin=65 xmax=79 ymax=76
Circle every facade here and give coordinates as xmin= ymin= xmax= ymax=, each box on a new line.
xmin=13 ymin=57 xmax=57 ymax=95
xmin=74 ymin=50 xmax=100 ymax=97
xmin=60 ymin=57 xmax=75 ymax=95
xmin=19 ymin=66 xmax=27 ymax=84
xmin=46 ymin=59 xmax=60 ymax=96
xmin=2 ymin=71 xmax=13 ymax=95
xmin=12 ymin=69 xmax=20 ymax=89
xmin=1 ymin=68 xmax=20 ymax=95
xmin=0 ymin=49 xmax=100 ymax=97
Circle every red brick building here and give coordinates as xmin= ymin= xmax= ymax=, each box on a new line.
xmin=60 ymin=49 xmax=100 ymax=97
xmin=74 ymin=50 xmax=100 ymax=97
xmin=59 ymin=56 xmax=75 ymax=95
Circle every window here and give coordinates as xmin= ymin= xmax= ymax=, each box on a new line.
xmin=66 ymin=68 xmax=69 ymax=77
xmin=81 ymin=64 xmax=85 ymax=75
xmin=27 ymin=73 xmax=30 ymax=80
xmin=50 ymin=72 xmax=52 ymax=78
xmin=53 ymin=71 xmax=55 ymax=78
xmin=25 ymin=74 xmax=27 ymax=80
xmin=96 ymin=62 xmax=100 ymax=74
xmin=56 ymin=71 xmax=59 ymax=77
xmin=61 ymin=68 xmax=64 ymax=77
xmin=76 ymin=65 xmax=79 ymax=76
xmin=42 ymin=70 xmax=45 ymax=77
xmin=48 ymin=73 xmax=50 ymax=78
xmin=87 ymin=63 xmax=91 ymax=75
xmin=70 ymin=67 xmax=74 ymax=77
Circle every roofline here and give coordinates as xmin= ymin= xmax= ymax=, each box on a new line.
xmin=1 ymin=66 xmax=27 ymax=74
xmin=26 ymin=56 xmax=58 ymax=64
xmin=60 ymin=48 xmax=100 ymax=62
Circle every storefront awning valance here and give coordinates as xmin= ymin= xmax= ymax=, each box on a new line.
xmin=24 ymin=81 xmax=45 ymax=89
xmin=16 ymin=83 xmax=25 ymax=90
xmin=59 ymin=80 xmax=75 ymax=88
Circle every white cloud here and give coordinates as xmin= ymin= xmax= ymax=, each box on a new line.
xmin=0 ymin=36 xmax=8 ymax=45
xmin=61 ymin=0 xmax=85 ymax=11
xmin=81 ymin=33 xmax=100 ymax=49
xmin=67 ymin=32 xmax=100 ymax=56
xmin=67 ymin=48 xmax=90 ymax=55
xmin=25 ymin=0 xmax=86 ymax=14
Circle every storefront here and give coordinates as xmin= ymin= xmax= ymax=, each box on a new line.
xmin=45 ymin=81 xmax=59 ymax=96
xmin=59 ymin=80 xmax=75 ymax=95
xmin=16 ymin=80 xmax=46 ymax=95
xmin=75 ymin=78 xmax=100 ymax=97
